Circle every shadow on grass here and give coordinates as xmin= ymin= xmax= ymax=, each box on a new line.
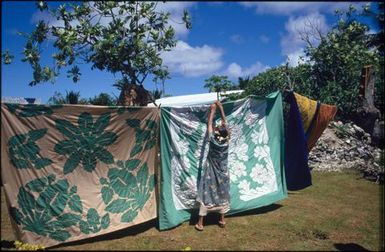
xmin=50 ymin=218 xmax=158 ymax=250
xmin=188 ymin=204 xmax=282 ymax=227
xmin=1 ymin=240 xmax=15 ymax=249
xmin=334 ymin=243 xmax=370 ymax=251
xmin=15 ymin=204 xmax=283 ymax=249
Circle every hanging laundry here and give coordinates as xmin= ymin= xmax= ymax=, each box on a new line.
xmin=159 ymin=91 xmax=287 ymax=230
xmin=284 ymin=91 xmax=312 ymax=191
xmin=1 ymin=104 xmax=159 ymax=247
xmin=293 ymin=92 xmax=338 ymax=151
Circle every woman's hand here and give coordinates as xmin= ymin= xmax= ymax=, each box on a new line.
xmin=215 ymin=100 xmax=222 ymax=107
xmin=210 ymin=103 xmax=217 ymax=110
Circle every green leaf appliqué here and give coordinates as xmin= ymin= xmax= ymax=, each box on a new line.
xmin=54 ymin=112 xmax=117 ymax=174
xmin=8 ymin=128 xmax=52 ymax=170
xmin=11 ymin=175 xmax=84 ymax=241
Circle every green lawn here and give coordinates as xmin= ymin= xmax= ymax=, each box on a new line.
xmin=1 ymin=171 xmax=383 ymax=251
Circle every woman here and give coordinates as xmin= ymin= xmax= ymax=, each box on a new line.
xmin=195 ymin=100 xmax=230 ymax=231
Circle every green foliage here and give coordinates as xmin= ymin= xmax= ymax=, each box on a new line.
xmin=360 ymin=2 xmax=384 ymax=56
xmin=88 ymin=93 xmax=116 ymax=106
xmin=54 ymin=112 xmax=117 ymax=174
xmin=243 ymin=64 xmax=315 ymax=98
xmin=65 ymin=90 xmax=80 ymax=104
xmin=304 ymin=9 xmax=379 ymax=118
xmin=151 ymin=89 xmax=163 ymax=100
xmin=47 ymin=90 xmax=88 ymax=105
xmin=67 ymin=66 xmax=81 ymax=83
xmin=47 ymin=91 xmax=65 ymax=105
xmin=334 ymin=124 xmax=351 ymax=138
xmin=204 ymin=75 xmax=234 ymax=94
xmin=241 ymin=4 xmax=381 ymax=119
xmin=8 ymin=128 xmax=53 ymax=169
xmin=2 ymin=50 xmax=14 ymax=64
xmin=9 ymin=174 xmax=83 ymax=241
xmin=11 ymin=1 xmax=191 ymax=90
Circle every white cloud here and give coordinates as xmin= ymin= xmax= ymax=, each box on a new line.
xmin=286 ymin=50 xmax=308 ymax=67
xmin=225 ymin=62 xmax=269 ymax=79
xmin=31 ymin=9 xmax=79 ymax=29
xmin=259 ymin=34 xmax=270 ymax=44
xmin=161 ymin=41 xmax=223 ymax=77
xmin=155 ymin=2 xmax=196 ymax=38
xmin=280 ymin=12 xmax=328 ymax=66
xmin=240 ymin=2 xmax=364 ymax=16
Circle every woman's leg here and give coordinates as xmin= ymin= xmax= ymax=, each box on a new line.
xmin=197 ymin=216 xmax=204 ymax=227
xmin=219 ymin=213 xmax=225 ymax=224
xmin=195 ymin=215 xmax=204 ymax=231
xmin=195 ymin=204 xmax=207 ymax=231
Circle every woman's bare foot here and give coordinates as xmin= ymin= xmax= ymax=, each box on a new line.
xmin=195 ymin=223 xmax=204 ymax=231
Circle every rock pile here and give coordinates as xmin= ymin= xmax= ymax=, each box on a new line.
xmin=308 ymin=121 xmax=383 ymax=184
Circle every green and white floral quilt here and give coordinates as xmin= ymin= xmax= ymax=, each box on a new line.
xmin=159 ymin=92 xmax=287 ymax=230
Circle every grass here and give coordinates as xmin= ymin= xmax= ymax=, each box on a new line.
xmin=1 ymin=170 xmax=383 ymax=251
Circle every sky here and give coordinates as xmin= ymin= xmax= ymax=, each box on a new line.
xmin=1 ymin=1 xmax=376 ymax=103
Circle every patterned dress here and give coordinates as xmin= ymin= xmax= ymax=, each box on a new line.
xmin=197 ymin=132 xmax=230 ymax=215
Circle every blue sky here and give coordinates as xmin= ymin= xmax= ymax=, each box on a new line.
xmin=1 ymin=1 xmax=375 ymax=103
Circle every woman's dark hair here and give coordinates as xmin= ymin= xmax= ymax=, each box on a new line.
xmin=214 ymin=125 xmax=230 ymax=144
xmin=218 ymin=126 xmax=229 ymax=138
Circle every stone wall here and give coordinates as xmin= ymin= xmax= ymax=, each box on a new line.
xmin=308 ymin=121 xmax=383 ymax=184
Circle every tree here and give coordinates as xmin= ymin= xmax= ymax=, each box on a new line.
xmin=6 ymin=1 xmax=191 ymax=106
xmin=204 ymin=75 xmax=234 ymax=100
xmin=65 ymin=90 xmax=80 ymax=104
xmin=47 ymin=90 xmax=87 ymax=104
xmin=151 ymin=89 xmax=163 ymax=100
xmin=362 ymin=2 xmax=384 ymax=56
xmin=362 ymin=2 xmax=384 ymax=116
xmin=88 ymin=92 xmax=116 ymax=106
xmin=304 ymin=5 xmax=380 ymax=118
xmin=238 ymin=77 xmax=250 ymax=90
xmin=242 ymin=64 xmax=315 ymax=98
xmin=47 ymin=91 xmax=65 ymax=105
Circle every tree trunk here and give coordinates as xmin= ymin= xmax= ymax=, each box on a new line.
xmin=117 ymin=83 xmax=155 ymax=106
xmin=355 ymin=65 xmax=382 ymax=145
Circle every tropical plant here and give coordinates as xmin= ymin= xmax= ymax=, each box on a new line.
xmin=47 ymin=90 xmax=87 ymax=105
xmin=88 ymin=92 xmax=116 ymax=106
xmin=54 ymin=112 xmax=118 ymax=174
xmin=6 ymin=1 xmax=191 ymax=106
xmin=47 ymin=91 xmax=65 ymax=105
xmin=65 ymin=90 xmax=80 ymax=104
xmin=204 ymin=75 xmax=234 ymax=100
xmin=151 ymin=89 xmax=163 ymax=100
